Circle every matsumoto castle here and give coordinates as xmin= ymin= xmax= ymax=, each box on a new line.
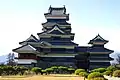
xmin=13 ymin=6 xmax=114 ymax=69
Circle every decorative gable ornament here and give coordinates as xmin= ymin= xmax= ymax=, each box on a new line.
xmin=47 ymin=25 xmax=65 ymax=34
xmin=94 ymin=34 xmax=104 ymax=41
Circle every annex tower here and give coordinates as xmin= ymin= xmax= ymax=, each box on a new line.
xmin=13 ymin=6 xmax=114 ymax=69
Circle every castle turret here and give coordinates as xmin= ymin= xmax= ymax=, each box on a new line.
xmin=88 ymin=34 xmax=114 ymax=69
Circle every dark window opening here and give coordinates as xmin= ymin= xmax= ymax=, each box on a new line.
xmin=52 ymin=36 xmax=61 ymax=40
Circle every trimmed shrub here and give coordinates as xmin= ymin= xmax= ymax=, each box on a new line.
xmin=41 ymin=70 xmax=46 ymax=73
xmin=79 ymin=72 xmax=88 ymax=78
xmin=58 ymin=66 xmax=68 ymax=74
xmin=92 ymin=77 xmax=106 ymax=80
xmin=75 ymin=69 xmax=86 ymax=75
xmin=45 ymin=68 xmax=54 ymax=74
xmin=41 ymin=70 xmax=47 ymax=75
xmin=106 ymin=66 xmax=117 ymax=72
xmin=51 ymin=66 xmax=58 ymax=69
xmin=58 ymin=66 xmax=68 ymax=70
xmin=31 ymin=67 xmax=42 ymax=74
xmin=113 ymin=70 xmax=120 ymax=77
xmin=103 ymin=71 xmax=112 ymax=76
xmin=68 ymin=68 xmax=75 ymax=74
xmin=91 ymin=68 xmax=106 ymax=73
xmin=24 ymin=70 xmax=33 ymax=75
xmin=51 ymin=66 xmax=58 ymax=73
xmin=88 ymin=72 xmax=104 ymax=80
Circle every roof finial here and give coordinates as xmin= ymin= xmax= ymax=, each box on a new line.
xmin=63 ymin=5 xmax=66 ymax=14
xmin=48 ymin=5 xmax=52 ymax=13
xmin=97 ymin=33 xmax=100 ymax=36
xmin=49 ymin=5 xmax=52 ymax=9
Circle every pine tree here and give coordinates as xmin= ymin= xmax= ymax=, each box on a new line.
xmin=7 ymin=53 xmax=16 ymax=66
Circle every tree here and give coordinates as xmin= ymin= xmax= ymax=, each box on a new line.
xmin=6 ymin=53 xmax=16 ymax=66
xmin=112 ymin=53 xmax=120 ymax=65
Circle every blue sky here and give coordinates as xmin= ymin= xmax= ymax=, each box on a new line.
xmin=0 ymin=0 xmax=120 ymax=56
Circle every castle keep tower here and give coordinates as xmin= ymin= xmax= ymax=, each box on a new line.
xmin=13 ymin=6 xmax=113 ymax=69
xmin=13 ymin=6 xmax=80 ymax=68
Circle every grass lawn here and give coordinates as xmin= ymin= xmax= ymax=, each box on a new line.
xmin=0 ymin=74 xmax=85 ymax=80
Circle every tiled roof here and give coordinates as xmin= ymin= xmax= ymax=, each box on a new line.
xmin=42 ymin=22 xmax=71 ymax=26
xmin=88 ymin=34 xmax=108 ymax=44
xmin=37 ymin=30 xmax=74 ymax=35
xmin=19 ymin=34 xmax=38 ymax=44
xmin=12 ymin=44 xmax=36 ymax=52
xmin=48 ymin=41 xmax=78 ymax=46
xmin=88 ymin=47 xmax=114 ymax=53
xmin=44 ymin=6 xmax=66 ymax=15
xmin=19 ymin=40 xmax=37 ymax=44
xmin=24 ymin=43 xmax=114 ymax=54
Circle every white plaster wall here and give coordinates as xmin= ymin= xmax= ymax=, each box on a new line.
xmin=52 ymin=10 xmax=64 ymax=15
xmin=17 ymin=59 xmax=37 ymax=64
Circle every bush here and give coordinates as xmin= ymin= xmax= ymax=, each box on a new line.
xmin=92 ymin=77 xmax=106 ymax=80
xmin=106 ymin=66 xmax=117 ymax=72
xmin=24 ymin=70 xmax=33 ymax=75
xmin=68 ymin=68 xmax=75 ymax=74
xmin=58 ymin=66 xmax=68 ymax=74
xmin=41 ymin=70 xmax=46 ymax=73
xmin=113 ymin=70 xmax=120 ymax=77
xmin=79 ymin=72 xmax=88 ymax=78
xmin=75 ymin=69 xmax=86 ymax=75
xmin=45 ymin=68 xmax=54 ymax=74
xmin=31 ymin=67 xmax=42 ymax=74
xmin=51 ymin=66 xmax=58 ymax=73
xmin=103 ymin=71 xmax=112 ymax=76
xmin=41 ymin=70 xmax=47 ymax=75
xmin=58 ymin=66 xmax=68 ymax=70
xmin=88 ymin=72 xmax=104 ymax=80
xmin=51 ymin=66 xmax=58 ymax=69
xmin=91 ymin=68 xmax=106 ymax=73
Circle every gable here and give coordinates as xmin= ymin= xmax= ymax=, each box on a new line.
xmin=13 ymin=45 xmax=37 ymax=53
xmin=26 ymin=34 xmax=38 ymax=41
xmin=19 ymin=34 xmax=38 ymax=45
xmin=47 ymin=25 xmax=65 ymax=34
xmin=88 ymin=34 xmax=108 ymax=44
xmin=93 ymin=34 xmax=104 ymax=41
